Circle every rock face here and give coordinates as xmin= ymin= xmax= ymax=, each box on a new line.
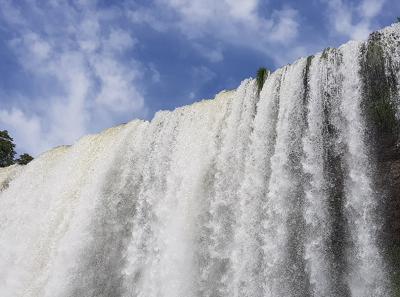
xmin=378 ymin=135 xmax=400 ymax=294
xmin=0 ymin=24 xmax=400 ymax=297
xmin=389 ymin=158 xmax=400 ymax=245
xmin=381 ymin=142 xmax=400 ymax=243
xmin=360 ymin=28 xmax=400 ymax=294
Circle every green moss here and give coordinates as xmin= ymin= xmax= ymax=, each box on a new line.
xmin=388 ymin=245 xmax=400 ymax=296
xmin=256 ymin=67 xmax=269 ymax=96
xmin=360 ymin=35 xmax=398 ymax=135
xmin=303 ymin=55 xmax=313 ymax=90
xmin=361 ymin=33 xmax=400 ymax=296
xmin=302 ymin=55 xmax=313 ymax=111
xmin=321 ymin=47 xmax=332 ymax=60
xmin=370 ymin=99 xmax=397 ymax=132
xmin=305 ymin=55 xmax=313 ymax=68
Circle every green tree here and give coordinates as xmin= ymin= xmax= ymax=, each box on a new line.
xmin=0 ymin=130 xmax=16 ymax=167
xmin=16 ymin=153 xmax=34 ymax=165
xmin=397 ymin=17 xmax=400 ymax=23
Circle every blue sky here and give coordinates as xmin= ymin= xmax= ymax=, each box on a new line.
xmin=0 ymin=0 xmax=399 ymax=156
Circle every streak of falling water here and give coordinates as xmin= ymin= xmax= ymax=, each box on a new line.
xmin=197 ymin=79 xmax=258 ymax=297
xmin=339 ymin=41 xmax=389 ymax=297
xmin=302 ymin=52 xmax=333 ymax=297
xmin=232 ymin=68 xmax=283 ymax=297
xmin=261 ymin=57 xmax=310 ymax=297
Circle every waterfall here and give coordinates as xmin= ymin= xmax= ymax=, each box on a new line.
xmin=1 ymin=24 xmax=399 ymax=297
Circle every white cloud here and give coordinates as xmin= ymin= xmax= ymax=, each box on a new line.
xmin=123 ymin=0 xmax=318 ymax=69
xmin=163 ymin=0 xmax=260 ymax=27
xmin=23 ymin=33 xmax=52 ymax=60
xmin=0 ymin=109 xmax=44 ymax=154
xmin=359 ymin=0 xmax=385 ymax=18
xmin=0 ymin=0 xmax=147 ymax=156
xmin=192 ymin=66 xmax=216 ymax=83
xmin=92 ymin=56 xmax=144 ymax=113
xmin=128 ymin=0 xmax=303 ymax=65
xmin=269 ymin=8 xmax=299 ymax=43
xmin=0 ymin=0 xmax=26 ymax=26
xmin=77 ymin=19 xmax=101 ymax=53
xmin=104 ymin=29 xmax=137 ymax=52
xmin=324 ymin=0 xmax=385 ymax=40
xmin=161 ymin=0 xmax=270 ymax=39
xmin=149 ymin=63 xmax=161 ymax=83
xmin=127 ymin=6 xmax=169 ymax=32
xmin=226 ymin=0 xmax=259 ymax=21
xmin=192 ymin=43 xmax=224 ymax=63
xmin=189 ymin=92 xmax=196 ymax=100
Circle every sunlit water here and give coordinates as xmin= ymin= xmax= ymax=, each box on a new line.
xmin=1 ymin=24 xmax=400 ymax=297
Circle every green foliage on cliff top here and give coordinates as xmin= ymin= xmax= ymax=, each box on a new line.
xmin=16 ymin=153 xmax=34 ymax=165
xmin=0 ymin=130 xmax=16 ymax=168
xmin=256 ymin=67 xmax=269 ymax=96
xmin=0 ymin=130 xmax=33 ymax=168
xmin=361 ymin=36 xmax=398 ymax=135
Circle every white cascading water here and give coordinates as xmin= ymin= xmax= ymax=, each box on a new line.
xmin=1 ymin=24 xmax=400 ymax=297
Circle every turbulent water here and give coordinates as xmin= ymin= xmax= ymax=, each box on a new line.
xmin=1 ymin=24 xmax=400 ymax=297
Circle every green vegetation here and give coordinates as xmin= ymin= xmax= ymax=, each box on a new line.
xmin=361 ymin=34 xmax=400 ymax=296
xmin=321 ymin=47 xmax=331 ymax=60
xmin=16 ymin=153 xmax=34 ymax=165
xmin=369 ymin=98 xmax=397 ymax=132
xmin=305 ymin=55 xmax=313 ymax=69
xmin=0 ymin=130 xmax=33 ymax=168
xmin=303 ymin=56 xmax=313 ymax=97
xmin=388 ymin=245 xmax=400 ymax=296
xmin=302 ymin=55 xmax=314 ymax=112
xmin=256 ymin=67 xmax=269 ymax=96
xmin=397 ymin=17 xmax=400 ymax=23
xmin=360 ymin=36 xmax=398 ymax=135
xmin=0 ymin=130 xmax=16 ymax=167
